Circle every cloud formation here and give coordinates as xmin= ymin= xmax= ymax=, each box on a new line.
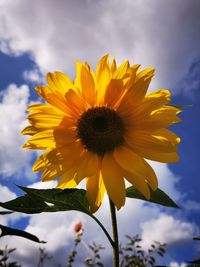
xmin=0 ymin=184 xmax=19 ymax=225
xmin=0 ymin=84 xmax=34 ymax=178
xmin=177 ymin=58 xmax=200 ymax=99
xmin=0 ymin=0 xmax=200 ymax=92
xmin=141 ymin=214 xmax=197 ymax=247
xmin=23 ymin=67 xmax=44 ymax=84
xmin=169 ymin=262 xmax=187 ymax=267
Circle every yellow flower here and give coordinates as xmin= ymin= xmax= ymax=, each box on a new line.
xmin=22 ymin=55 xmax=181 ymax=213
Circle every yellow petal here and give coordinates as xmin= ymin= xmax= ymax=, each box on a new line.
xmin=27 ymin=103 xmax=62 ymax=114
xmin=32 ymin=151 xmax=49 ymax=172
xmin=114 ymin=146 xmax=158 ymax=191
xmin=152 ymin=151 xmax=179 ymax=163
xmin=46 ymin=72 xmax=60 ymax=92
xmin=27 ymin=127 xmax=76 ymax=150
xmin=136 ymin=105 xmax=181 ymax=131
xmin=32 ymin=154 xmax=46 ymax=172
xmin=35 ymin=85 xmax=70 ymax=115
xmin=56 ymin=152 xmax=98 ymax=189
xmin=75 ymin=151 xmax=99 ymax=182
xmin=57 ymin=168 xmax=77 ymax=189
xmin=54 ymin=71 xmax=74 ymax=92
xmin=154 ymin=129 xmax=181 ymax=144
xmin=111 ymin=58 xmax=117 ymax=75
xmin=86 ymin=172 xmax=105 ymax=213
xmin=46 ymin=72 xmax=74 ymax=94
xmin=96 ymin=54 xmax=111 ymax=104
xmin=131 ymin=64 xmax=141 ymax=72
xmin=56 ymin=142 xmax=84 ymax=168
xmin=126 ymin=130 xmax=179 ymax=154
xmin=101 ymin=153 xmax=126 ymax=210
xmin=65 ymin=89 xmax=86 ymax=118
xmin=45 ymin=71 xmax=80 ymax=112
xmin=126 ymin=129 xmax=180 ymax=163
xmin=113 ymin=60 xmax=130 ymax=79
xmin=104 ymin=79 xmax=124 ymax=108
xmin=74 ymin=61 xmax=82 ymax=91
xmin=132 ymin=148 xmax=179 ymax=163
xmin=28 ymin=129 xmax=55 ymax=148
xmin=80 ymin=65 xmax=96 ymax=106
xmin=32 ymin=141 xmax=83 ymax=177
xmin=28 ymin=111 xmax=64 ymax=129
xmin=32 ymin=148 xmax=65 ymax=172
xmin=22 ymin=143 xmax=44 ymax=150
xmin=133 ymin=90 xmax=171 ymax=117
xmin=53 ymin=127 xmax=76 ymax=147
xmin=123 ymin=66 xmax=138 ymax=91
xmin=41 ymin=165 xmax=63 ymax=181
xmin=124 ymin=170 xmax=151 ymax=199
xmin=57 ymin=178 xmax=77 ymax=189
xmin=32 ymin=150 xmax=64 ymax=181
xmin=21 ymin=125 xmax=38 ymax=135
xmin=133 ymin=67 xmax=155 ymax=99
xmin=117 ymin=67 xmax=155 ymax=116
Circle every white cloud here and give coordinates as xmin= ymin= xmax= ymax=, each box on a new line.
xmin=0 ymin=0 xmax=199 ymax=94
xmin=0 ymin=184 xmax=22 ymax=225
xmin=0 ymin=84 xmax=35 ymax=179
xmin=184 ymin=200 xmax=200 ymax=211
xmin=0 ymin=185 xmax=17 ymax=202
xmin=169 ymin=261 xmax=187 ymax=267
xmin=28 ymin=181 xmax=57 ymax=190
xmin=177 ymin=58 xmax=200 ymax=99
xmin=23 ymin=68 xmax=44 ymax=83
xmin=140 ymin=213 xmax=198 ymax=248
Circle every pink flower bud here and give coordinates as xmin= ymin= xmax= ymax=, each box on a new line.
xmin=74 ymin=221 xmax=83 ymax=235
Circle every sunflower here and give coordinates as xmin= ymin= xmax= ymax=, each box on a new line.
xmin=22 ymin=55 xmax=181 ymax=213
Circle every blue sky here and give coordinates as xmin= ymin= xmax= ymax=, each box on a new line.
xmin=0 ymin=1 xmax=200 ymax=266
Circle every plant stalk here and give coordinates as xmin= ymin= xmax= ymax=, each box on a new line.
xmin=109 ymin=198 xmax=119 ymax=267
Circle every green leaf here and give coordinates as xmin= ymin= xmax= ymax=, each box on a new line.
xmin=0 ymin=195 xmax=49 ymax=214
xmin=0 ymin=186 xmax=114 ymax=247
xmin=126 ymin=186 xmax=179 ymax=208
xmin=0 ymin=224 xmax=45 ymax=243
xmin=0 ymin=187 xmax=90 ymax=214
xmin=18 ymin=186 xmax=90 ymax=213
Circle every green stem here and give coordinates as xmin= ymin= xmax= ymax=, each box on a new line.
xmin=90 ymin=214 xmax=114 ymax=248
xmin=109 ymin=198 xmax=119 ymax=267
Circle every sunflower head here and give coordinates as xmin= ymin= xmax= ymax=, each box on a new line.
xmin=22 ymin=55 xmax=181 ymax=213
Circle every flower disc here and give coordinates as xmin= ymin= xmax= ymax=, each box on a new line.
xmin=77 ymin=107 xmax=125 ymax=156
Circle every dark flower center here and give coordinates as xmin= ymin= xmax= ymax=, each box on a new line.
xmin=77 ymin=107 xmax=125 ymax=156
